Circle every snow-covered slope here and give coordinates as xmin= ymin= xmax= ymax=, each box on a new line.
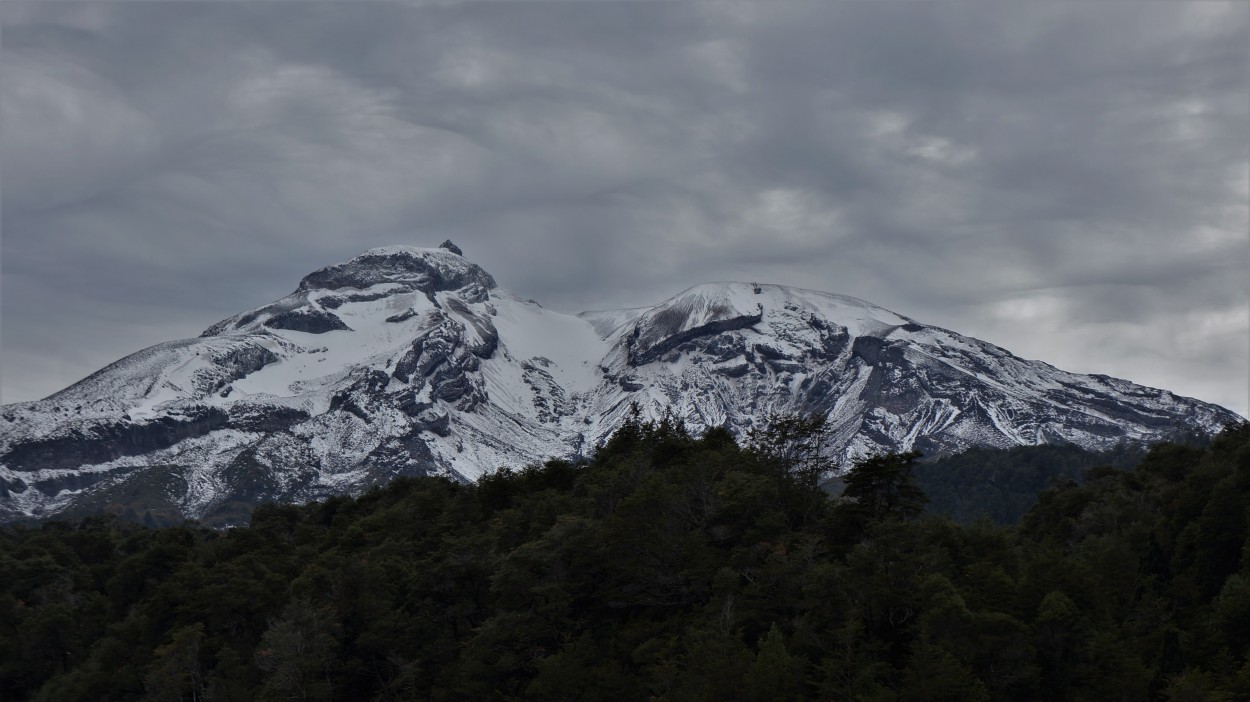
xmin=1 ymin=243 xmax=1239 ymax=524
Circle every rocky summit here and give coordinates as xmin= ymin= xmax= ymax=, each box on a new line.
xmin=1 ymin=244 xmax=1240 ymax=525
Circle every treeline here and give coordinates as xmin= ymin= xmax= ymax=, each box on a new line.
xmin=2 ymin=417 xmax=1248 ymax=701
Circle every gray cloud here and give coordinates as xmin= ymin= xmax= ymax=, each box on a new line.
xmin=2 ymin=1 xmax=1247 ymax=417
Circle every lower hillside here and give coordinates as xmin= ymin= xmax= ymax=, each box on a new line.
xmin=2 ymin=417 xmax=1248 ymax=701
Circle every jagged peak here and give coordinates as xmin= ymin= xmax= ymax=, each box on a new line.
xmin=297 ymin=245 xmax=496 ymax=294
xmin=200 ymin=245 xmax=496 ymax=337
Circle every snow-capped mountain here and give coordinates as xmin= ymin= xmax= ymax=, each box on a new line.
xmin=1 ymin=243 xmax=1239 ymax=524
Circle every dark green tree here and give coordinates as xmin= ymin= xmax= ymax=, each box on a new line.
xmin=837 ymin=451 xmax=928 ymax=537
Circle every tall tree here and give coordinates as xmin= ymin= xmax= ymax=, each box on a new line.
xmin=840 ymin=451 xmax=928 ymax=524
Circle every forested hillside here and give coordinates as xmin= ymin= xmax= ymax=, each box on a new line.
xmin=914 ymin=443 xmax=1149 ymax=524
xmin=2 ymin=418 xmax=1248 ymax=701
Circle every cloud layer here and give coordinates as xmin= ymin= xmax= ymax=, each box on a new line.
xmin=2 ymin=2 xmax=1247 ymax=416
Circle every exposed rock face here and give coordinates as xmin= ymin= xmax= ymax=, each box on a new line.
xmin=4 ymin=407 xmax=230 ymax=474
xmin=1 ymin=246 xmax=1240 ymax=526
xmin=628 ymin=303 xmax=764 ymax=366
xmin=265 ymin=309 xmax=351 ymax=334
xmin=296 ymin=247 xmax=494 ymax=296
xmin=201 ymin=247 xmax=495 ymax=337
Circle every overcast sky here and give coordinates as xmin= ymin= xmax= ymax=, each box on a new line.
xmin=2 ymin=1 xmax=1247 ymax=418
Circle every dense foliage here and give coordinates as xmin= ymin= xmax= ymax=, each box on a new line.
xmin=2 ymin=417 xmax=1248 ymax=701
xmin=914 ymin=443 xmax=1149 ymax=524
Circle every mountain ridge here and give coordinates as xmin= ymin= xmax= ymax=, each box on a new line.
xmin=1 ymin=243 xmax=1239 ymax=524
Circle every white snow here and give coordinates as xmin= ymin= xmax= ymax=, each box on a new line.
xmin=491 ymin=290 xmax=610 ymax=393
xmin=3 ymin=254 xmax=1239 ymax=524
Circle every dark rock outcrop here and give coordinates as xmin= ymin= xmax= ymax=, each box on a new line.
xmin=385 ymin=309 xmax=419 ymax=323
xmin=446 ymin=299 xmax=499 ymax=359
xmin=297 ymin=248 xmax=496 ymax=294
xmin=851 ymin=335 xmax=887 ymax=365
xmin=629 ymin=309 xmax=764 ymax=366
xmin=226 ymin=404 xmax=311 ymax=433
xmin=2 ymin=406 xmax=230 ymax=473
xmin=318 ymin=290 xmax=393 ymax=309
xmin=414 ymin=410 xmax=451 ymax=436
xmin=264 ymin=309 xmax=351 ymax=334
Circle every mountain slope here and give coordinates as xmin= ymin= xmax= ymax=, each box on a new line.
xmin=1 ymin=243 xmax=1239 ymax=524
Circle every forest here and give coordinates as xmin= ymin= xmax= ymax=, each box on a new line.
xmin=2 ymin=416 xmax=1248 ymax=701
